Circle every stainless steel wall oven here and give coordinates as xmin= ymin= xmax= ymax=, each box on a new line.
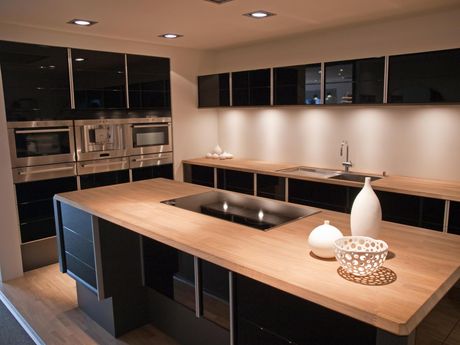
xmin=126 ymin=117 xmax=172 ymax=156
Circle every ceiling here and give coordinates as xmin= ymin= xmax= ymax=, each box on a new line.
xmin=0 ymin=0 xmax=459 ymax=50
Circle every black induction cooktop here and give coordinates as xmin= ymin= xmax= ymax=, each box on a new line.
xmin=161 ymin=191 xmax=319 ymax=231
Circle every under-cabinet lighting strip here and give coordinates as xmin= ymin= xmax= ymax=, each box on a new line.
xmin=228 ymin=271 xmax=235 ymax=345
xmin=383 ymin=56 xmax=389 ymax=104
xmin=320 ymin=62 xmax=325 ymax=104
xmin=124 ymin=54 xmax=130 ymax=109
xmin=443 ymin=200 xmax=450 ymax=233
xmin=67 ymin=48 xmax=75 ymax=109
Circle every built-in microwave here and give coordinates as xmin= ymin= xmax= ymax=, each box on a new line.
xmin=7 ymin=120 xmax=76 ymax=168
xmin=125 ymin=117 xmax=172 ymax=156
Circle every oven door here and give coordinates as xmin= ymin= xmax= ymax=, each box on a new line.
xmin=127 ymin=122 xmax=172 ymax=155
xmin=8 ymin=121 xmax=75 ymax=168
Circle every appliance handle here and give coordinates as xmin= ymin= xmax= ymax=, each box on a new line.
xmin=132 ymin=157 xmax=171 ymax=163
xmin=18 ymin=166 xmax=74 ymax=175
xmin=132 ymin=124 xmax=171 ymax=129
xmin=15 ymin=128 xmax=70 ymax=134
xmin=81 ymin=161 xmax=125 ymax=168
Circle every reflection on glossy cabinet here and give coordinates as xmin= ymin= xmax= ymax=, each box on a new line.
xmin=183 ymin=163 xmax=215 ymax=187
xmin=0 ymin=40 xmax=70 ymax=121
xmin=131 ymin=164 xmax=173 ymax=182
xmin=325 ymin=57 xmax=384 ymax=104
xmin=388 ymin=48 xmax=460 ymax=103
xmin=127 ymin=54 xmax=170 ymax=110
xmin=256 ymin=174 xmax=285 ymax=201
xmin=448 ymin=201 xmax=460 ymax=235
xmin=232 ymin=69 xmax=271 ymax=106
xmin=72 ymin=49 xmax=126 ymax=109
xmin=198 ymin=73 xmax=230 ymax=107
xmin=274 ymin=64 xmax=321 ymax=105
xmin=217 ymin=168 xmax=254 ymax=195
xmin=79 ymin=170 xmax=130 ymax=189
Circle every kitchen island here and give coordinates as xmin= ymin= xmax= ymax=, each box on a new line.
xmin=53 ymin=178 xmax=460 ymax=345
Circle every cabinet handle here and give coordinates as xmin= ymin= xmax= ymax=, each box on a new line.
xmin=81 ymin=161 xmax=125 ymax=168
xmin=132 ymin=124 xmax=171 ymax=129
xmin=15 ymin=128 xmax=70 ymax=134
xmin=18 ymin=166 xmax=74 ymax=175
xmin=132 ymin=157 xmax=170 ymax=162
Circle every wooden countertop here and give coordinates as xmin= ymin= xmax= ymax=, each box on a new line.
xmin=55 ymin=179 xmax=460 ymax=336
xmin=184 ymin=157 xmax=460 ymax=201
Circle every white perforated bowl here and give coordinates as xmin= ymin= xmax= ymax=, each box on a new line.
xmin=334 ymin=236 xmax=388 ymax=276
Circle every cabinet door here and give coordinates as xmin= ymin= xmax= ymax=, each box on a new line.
xmin=80 ymin=170 xmax=130 ymax=189
xmin=127 ymin=54 xmax=170 ymax=110
xmin=288 ymin=179 xmax=348 ymax=212
xmin=325 ymin=57 xmax=384 ymax=104
xmin=217 ymin=168 xmax=254 ymax=195
xmin=131 ymin=164 xmax=173 ymax=182
xmin=274 ymin=64 xmax=321 ymax=105
xmin=388 ymin=48 xmax=460 ymax=103
xmin=72 ymin=49 xmax=126 ymax=109
xmin=232 ymin=69 xmax=270 ymax=106
xmin=448 ymin=201 xmax=460 ymax=235
xmin=257 ymin=174 xmax=285 ymax=201
xmin=142 ymin=237 xmax=196 ymax=312
xmin=183 ymin=163 xmax=215 ymax=187
xmin=198 ymin=73 xmax=230 ymax=107
xmin=0 ymin=41 xmax=70 ymax=121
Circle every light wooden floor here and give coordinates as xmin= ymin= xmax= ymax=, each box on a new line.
xmin=0 ymin=264 xmax=459 ymax=345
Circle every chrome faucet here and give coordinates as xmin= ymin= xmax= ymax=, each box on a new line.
xmin=340 ymin=140 xmax=352 ymax=172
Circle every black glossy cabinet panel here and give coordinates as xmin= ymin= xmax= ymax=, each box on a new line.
xmin=217 ymin=168 xmax=254 ymax=195
xmin=142 ymin=237 xmax=196 ymax=312
xmin=376 ymin=191 xmax=444 ymax=231
xmin=388 ymin=48 xmax=460 ymax=103
xmin=201 ymin=260 xmax=229 ymax=330
xmin=256 ymin=174 xmax=285 ymax=201
xmin=127 ymin=54 xmax=170 ymax=110
xmin=16 ymin=176 xmax=77 ymax=243
xmin=183 ymin=163 xmax=214 ymax=187
xmin=448 ymin=201 xmax=460 ymax=235
xmin=0 ymin=41 xmax=70 ymax=121
xmin=274 ymin=64 xmax=321 ymax=105
xmin=80 ymin=170 xmax=129 ymax=189
xmin=198 ymin=73 xmax=230 ymax=107
xmin=288 ymin=179 xmax=353 ymax=213
xmin=131 ymin=164 xmax=173 ymax=182
xmin=325 ymin=57 xmax=384 ymax=104
xmin=232 ymin=69 xmax=271 ymax=106
xmin=72 ymin=49 xmax=126 ymax=109
xmin=236 ymin=274 xmax=376 ymax=345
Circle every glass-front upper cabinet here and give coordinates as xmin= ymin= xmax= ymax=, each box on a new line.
xmin=388 ymin=48 xmax=460 ymax=103
xmin=274 ymin=64 xmax=321 ymax=105
xmin=232 ymin=68 xmax=270 ymax=106
xmin=0 ymin=41 xmax=70 ymax=121
xmin=72 ymin=49 xmax=126 ymax=110
xmin=325 ymin=57 xmax=384 ymax=104
xmin=127 ymin=54 xmax=171 ymax=110
xmin=198 ymin=73 xmax=230 ymax=107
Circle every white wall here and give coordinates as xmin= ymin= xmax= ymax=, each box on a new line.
xmin=0 ymin=23 xmax=218 ymax=280
xmin=213 ymin=7 xmax=460 ymax=181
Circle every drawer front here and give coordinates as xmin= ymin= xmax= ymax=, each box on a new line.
xmin=61 ymin=203 xmax=93 ymax=242
xmin=66 ymin=252 xmax=97 ymax=289
xmin=63 ymin=228 xmax=95 ymax=269
xmin=20 ymin=217 xmax=55 ymax=243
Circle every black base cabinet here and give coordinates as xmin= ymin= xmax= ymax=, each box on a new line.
xmin=236 ymin=274 xmax=376 ymax=345
xmin=132 ymin=163 xmax=173 ymax=182
xmin=257 ymin=174 xmax=285 ymax=201
xmin=448 ymin=201 xmax=460 ymax=235
xmin=80 ymin=170 xmax=130 ymax=189
xmin=184 ymin=163 xmax=215 ymax=187
xmin=217 ymin=168 xmax=254 ymax=195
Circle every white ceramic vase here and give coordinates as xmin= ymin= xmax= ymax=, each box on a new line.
xmin=350 ymin=177 xmax=382 ymax=239
xmin=308 ymin=220 xmax=343 ymax=258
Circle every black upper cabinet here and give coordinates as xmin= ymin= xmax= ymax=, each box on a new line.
xmin=274 ymin=64 xmax=321 ymax=105
xmin=232 ymin=69 xmax=271 ymax=106
xmin=72 ymin=49 xmax=126 ymax=110
xmin=388 ymin=48 xmax=460 ymax=103
xmin=0 ymin=41 xmax=70 ymax=121
xmin=127 ymin=54 xmax=171 ymax=110
xmin=325 ymin=57 xmax=384 ymax=104
xmin=198 ymin=73 xmax=230 ymax=107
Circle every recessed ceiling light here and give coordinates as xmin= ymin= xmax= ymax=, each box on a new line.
xmin=68 ymin=19 xmax=97 ymax=26
xmin=159 ymin=33 xmax=183 ymax=39
xmin=74 ymin=58 xmax=85 ymax=62
xmin=205 ymin=0 xmax=233 ymax=4
xmin=244 ymin=10 xmax=275 ymax=19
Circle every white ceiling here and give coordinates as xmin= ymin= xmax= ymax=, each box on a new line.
xmin=0 ymin=0 xmax=459 ymax=50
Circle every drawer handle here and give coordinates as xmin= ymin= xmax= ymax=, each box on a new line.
xmin=18 ymin=166 xmax=74 ymax=175
xmin=81 ymin=161 xmax=126 ymax=168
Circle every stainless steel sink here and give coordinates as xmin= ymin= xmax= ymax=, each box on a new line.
xmin=277 ymin=166 xmax=341 ymax=178
xmin=277 ymin=166 xmax=383 ymax=183
xmin=328 ymin=173 xmax=382 ymax=183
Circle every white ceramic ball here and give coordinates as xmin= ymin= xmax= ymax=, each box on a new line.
xmin=308 ymin=220 xmax=343 ymax=258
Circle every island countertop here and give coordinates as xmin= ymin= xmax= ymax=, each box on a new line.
xmin=55 ymin=178 xmax=460 ymax=336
